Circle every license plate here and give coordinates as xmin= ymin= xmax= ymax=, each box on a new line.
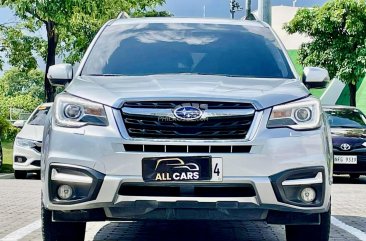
xmin=334 ymin=155 xmax=357 ymax=164
xmin=142 ymin=156 xmax=223 ymax=182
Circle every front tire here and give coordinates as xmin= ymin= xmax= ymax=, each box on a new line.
xmin=286 ymin=207 xmax=330 ymax=241
xmin=14 ymin=170 xmax=27 ymax=179
xmin=42 ymin=204 xmax=86 ymax=241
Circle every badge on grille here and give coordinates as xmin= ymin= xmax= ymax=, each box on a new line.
xmin=340 ymin=143 xmax=351 ymax=151
xmin=173 ymin=106 xmax=203 ymax=121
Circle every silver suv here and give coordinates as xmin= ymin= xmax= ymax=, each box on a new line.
xmin=42 ymin=18 xmax=332 ymax=241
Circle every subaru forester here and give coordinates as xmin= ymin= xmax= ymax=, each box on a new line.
xmin=42 ymin=17 xmax=332 ymax=241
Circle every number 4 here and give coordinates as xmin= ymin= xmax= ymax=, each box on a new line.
xmin=214 ymin=163 xmax=220 ymax=176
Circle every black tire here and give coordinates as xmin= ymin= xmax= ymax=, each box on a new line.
xmin=350 ymin=174 xmax=360 ymax=179
xmin=14 ymin=170 xmax=27 ymax=179
xmin=286 ymin=207 xmax=331 ymax=241
xmin=42 ymin=204 xmax=86 ymax=241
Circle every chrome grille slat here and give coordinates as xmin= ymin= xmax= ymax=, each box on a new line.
xmin=121 ymin=101 xmax=255 ymax=140
xmin=122 ymin=107 xmax=255 ymax=119
xmin=123 ymin=101 xmax=253 ymax=109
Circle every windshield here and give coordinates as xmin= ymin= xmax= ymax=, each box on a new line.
xmin=325 ymin=109 xmax=366 ymax=128
xmin=81 ymin=23 xmax=295 ymax=79
xmin=27 ymin=106 xmax=51 ymax=126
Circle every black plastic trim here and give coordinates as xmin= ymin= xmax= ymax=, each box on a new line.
xmin=48 ymin=164 xmax=105 ymax=205
xmin=119 ymin=183 xmax=256 ymax=197
xmin=270 ymin=166 xmax=326 ymax=207
xmin=51 ymin=204 xmax=320 ymax=224
xmin=53 ymin=208 xmax=106 ymax=222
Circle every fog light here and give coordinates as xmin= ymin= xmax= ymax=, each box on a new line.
xmin=15 ymin=156 xmax=27 ymax=163
xmin=57 ymin=185 xmax=73 ymax=200
xmin=300 ymin=187 xmax=316 ymax=203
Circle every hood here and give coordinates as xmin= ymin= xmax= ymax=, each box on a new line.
xmin=65 ymin=75 xmax=309 ymax=110
xmin=331 ymin=128 xmax=366 ymax=150
xmin=17 ymin=124 xmax=44 ymax=142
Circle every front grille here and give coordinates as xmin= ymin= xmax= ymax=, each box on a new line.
xmin=33 ymin=146 xmax=41 ymax=153
xmin=121 ymin=101 xmax=255 ymax=139
xmin=124 ymin=144 xmax=251 ymax=153
xmin=119 ymin=183 xmax=256 ymax=197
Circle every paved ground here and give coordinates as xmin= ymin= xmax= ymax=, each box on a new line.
xmin=0 ymin=174 xmax=366 ymax=241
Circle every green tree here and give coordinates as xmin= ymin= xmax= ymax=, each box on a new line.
xmin=0 ymin=0 xmax=166 ymax=102
xmin=285 ymin=0 xmax=366 ymax=106
xmin=0 ymin=93 xmax=41 ymax=140
xmin=133 ymin=10 xmax=172 ymax=17
xmin=0 ymin=67 xmax=44 ymax=100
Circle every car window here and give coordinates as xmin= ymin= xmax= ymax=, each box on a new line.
xmin=81 ymin=23 xmax=295 ymax=79
xmin=325 ymin=109 xmax=366 ymax=128
xmin=27 ymin=106 xmax=51 ymax=126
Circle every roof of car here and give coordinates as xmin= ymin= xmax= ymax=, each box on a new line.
xmin=111 ymin=17 xmax=267 ymax=28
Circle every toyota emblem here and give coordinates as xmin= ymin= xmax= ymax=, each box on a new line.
xmin=340 ymin=143 xmax=351 ymax=151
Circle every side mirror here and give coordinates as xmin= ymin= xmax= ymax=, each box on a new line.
xmin=47 ymin=64 xmax=73 ymax=86
xmin=302 ymin=67 xmax=330 ymax=89
xmin=13 ymin=120 xmax=26 ymax=129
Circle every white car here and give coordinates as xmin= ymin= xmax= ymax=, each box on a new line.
xmin=13 ymin=103 xmax=52 ymax=179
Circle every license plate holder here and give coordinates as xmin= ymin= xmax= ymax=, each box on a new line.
xmin=334 ymin=155 xmax=357 ymax=164
xmin=142 ymin=156 xmax=212 ymax=182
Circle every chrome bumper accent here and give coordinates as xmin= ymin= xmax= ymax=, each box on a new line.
xmin=282 ymin=172 xmax=323 ymax=186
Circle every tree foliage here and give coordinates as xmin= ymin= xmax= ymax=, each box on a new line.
xmin=0 ymin=68 xmax=44 ymax=115
xmin=0 ymin=25 xmax=45 ymax=71
xmin=0 ymin=67 xmax=44 ymax=100
xmin=0 ymin=68 xmax=44 ymax=140
xmin=133 ymin=10 xmax=172 ymax=18
xmin=0 ymin=115 xmax=18 ymax=141
xmin=285 ymin=0 xmax=366 ymax=106
xmin=0 ymin=94 xmax=42 ymax=140
xmin=0 ymin=0 xmax=166 ymax=101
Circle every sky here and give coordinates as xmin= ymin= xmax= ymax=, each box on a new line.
xmin=0 ymin=0 xmax=329 ymax=26
xmin=160 ymin=0 xmax=328 ymax=19
xmin=0 ymin=0 xmax=328 ymax=72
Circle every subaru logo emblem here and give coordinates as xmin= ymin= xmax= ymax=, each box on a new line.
xmin=340 ymin=143 xmax=351 ymax=151
xmin=173 ymin=106 xmax=203 ymax=121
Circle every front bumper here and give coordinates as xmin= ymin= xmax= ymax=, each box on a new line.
xmin=13 ymin=144 xmax=41 ymax=171
xmin=44 ymin=164 xmax=330 ymax=223
xmin=42 ymin=107 xmax=332 ymax=222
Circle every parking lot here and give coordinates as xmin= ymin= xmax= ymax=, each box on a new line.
xmin=0 ymin=174 xmax=365 ymax=241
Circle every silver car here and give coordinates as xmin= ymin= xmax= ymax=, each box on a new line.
xmin=42 ymin=18 xmax=332 ymax=241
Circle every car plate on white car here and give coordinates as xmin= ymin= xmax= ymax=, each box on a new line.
xmin=334 ymin=155 xmax=357 ymax=164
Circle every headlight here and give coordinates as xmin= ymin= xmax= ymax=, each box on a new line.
xmin=54 ymin=93 xmax=108 ymax=128
xmin=267 ymin=98 xmax=321 ymax=130
xmin=15 ymin=138 xmax=36 ymax=148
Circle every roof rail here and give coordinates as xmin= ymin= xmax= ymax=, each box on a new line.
xmin=117 ymin=11 xmax=130 ymax=19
